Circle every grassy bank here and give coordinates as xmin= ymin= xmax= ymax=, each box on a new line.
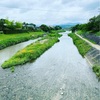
xmin=1 ymin=33 xmax=61 ymax=69
xmin=69 ymin=33 xmax=100 ymax=78
xmin=68 ymin=33 xmax=91 ymax=57
xmin=77 ymin=30 xmax=96 ymax=44
xmin=93 ymin=66 xmax=100 ymax=78
xmin=0 ymin=32 xmax=44 ymax=50
xmin=77 ymin=30 xmax=85 ymax=35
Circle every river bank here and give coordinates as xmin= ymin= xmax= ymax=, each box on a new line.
xmin=68 ymin=33 xmax=91 ymax=57
xmin=0 ymin=31 xmax=99 ymax=100
xmin=0 ymin=32 xmax=44 ymax=50
xmin=69 ymin=32 xmax=100 ymax=78
xmin=1 ymin=33 xmax=61 ymax=69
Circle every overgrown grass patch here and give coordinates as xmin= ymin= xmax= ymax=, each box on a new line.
xmin=93 ymin=66 xmax=100 ymax=78
xmin=68 ymin=33 xmax=92 ymax=57
xmin=77 ymin=30 xmax=85 ymax=35
xmin=95 ymin=31 xmax=100 ymax=36
xmin=1 ymin=34 xmax=61 ymax=69
xmin=0 ymin=32 xmax=44 ymax=50
xmin=10 ymin=66 xmax=15 ymax=72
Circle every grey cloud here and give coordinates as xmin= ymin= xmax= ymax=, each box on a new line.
xmin=0 ymin=0 xmax=99 ymax=25
xmin=84 ymin=1 xmax=99 ymax=10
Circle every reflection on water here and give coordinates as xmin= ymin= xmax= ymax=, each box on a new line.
xmin=0 ymin=31 xmax=100 ymax=100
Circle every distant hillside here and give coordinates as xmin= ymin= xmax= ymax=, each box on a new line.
xmin=59 ymin=23 xmax=78 ymax=29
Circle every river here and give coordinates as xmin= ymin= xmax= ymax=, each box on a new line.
xmin=0 ymin=31 xmax=100 ymax=100
xmin=0 ymin=38 xmax=41 ymax=67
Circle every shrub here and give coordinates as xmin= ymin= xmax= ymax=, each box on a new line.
xmin=93 ymin=66 xmax=100 ymax=77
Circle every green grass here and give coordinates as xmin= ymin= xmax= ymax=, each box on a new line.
xmin=95 ymin=31 xmax=100 ymax=36
xmin=77 ymin=30 xmax=100 ymax=36
xmin=77 ymin=30 xmax=97 ymax=44
xmin=85 ymin=38 xmax=96 ymax=44
xmin=10 ymin=66 xmax=15 ymax=72
xmin=0 ymin=32 xmax=44 ymax=50
xmin=93 ymin=66 xmax=100 ymax=78
xmin=68 ymin=33 xmax=92 ymax=57
xmin=1 ymin=33 xmax=61 ymax=69
xmin=77 ymin=30 xmax=85 ymax=35
xmin=69 ymin=33 xmax=100 ymax=78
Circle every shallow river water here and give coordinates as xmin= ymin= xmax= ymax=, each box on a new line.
xmin=0 ymin=31 xmax=100 ymax=100
xmin=0 ymin=38 xmax=40 ymax=66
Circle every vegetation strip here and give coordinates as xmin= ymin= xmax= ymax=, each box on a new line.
xmin=0 ymin=32 xmax=44 ymax=50
xmin=68 ymin=33 xmax=92 ymax=57
xmin=1 ymin=33 xmax=61 ymax=69
xmin=69 ymin=33 xmax=100 ymax=78
xmin=93 ymin=66 xmax=100 ymax=78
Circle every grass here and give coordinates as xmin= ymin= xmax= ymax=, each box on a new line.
xmin=68 ymin=33 xmax=92 ymax=57
xmin=69 ymin=33 xmax=100 ymax=78
xmin=10 ymin=66 xmax=15 ymax=72
xmin=77 ymin=30 xmax=97 ymax=44
xmin=77 ymin=30 xmax=85 ymax=35
xmin=93 ymin=65 xmax=100 ymax=78
xmin=95 ymin=31 xmax=100 ymax=36
xmin=0 ymin=32 xmax=44 ymax=50
xmin=85 ymin=38 xmax=96 ymax=44
xmin=1 ymin=33 xmax=61 ymax=69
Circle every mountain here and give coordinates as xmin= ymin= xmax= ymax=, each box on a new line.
xmin=59 ymin=23 xmax=79 ymax=29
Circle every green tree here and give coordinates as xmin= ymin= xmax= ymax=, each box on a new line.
xmin=54 ymin=25 xmax=62 ymax=30
xmin=15 ymin=22 xmax=22 ymax=29
xmin=71 ymin=24 xmax=79 ymax=32
xmin=40 ymin=24 xmax=50 ymax=32
xmin=0 ymin=19 xmax=5 ymax=31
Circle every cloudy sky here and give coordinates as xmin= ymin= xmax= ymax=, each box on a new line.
xmin=0 ymin=0 xmax=99 ymax=25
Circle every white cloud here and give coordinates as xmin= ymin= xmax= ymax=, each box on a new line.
xmin=0 ymin=0 xmax=99 ymax=25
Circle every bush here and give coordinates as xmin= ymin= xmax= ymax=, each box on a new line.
xmin=3 ymin=29 xmax=28 ymax=34
xmin=93 ymin=66 xmax=100 ymax=77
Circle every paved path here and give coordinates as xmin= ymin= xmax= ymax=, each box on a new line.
xmin=75 ymin=32 xmax=100 ymax=50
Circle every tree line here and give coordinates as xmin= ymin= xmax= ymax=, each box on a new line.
xmin=71 ymin=14 xmax=100 ymax=33
xmin=0 ymin=18 xmax=62 ymax=34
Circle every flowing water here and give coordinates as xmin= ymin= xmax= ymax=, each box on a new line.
xmin=0 ymin=38 xmax=40 ymax=66
xmin=0 ymin=31 xmax=100 ymax=100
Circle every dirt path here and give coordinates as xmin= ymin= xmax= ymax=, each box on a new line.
xmin=75 ymin=32 xmax=100 ymax=50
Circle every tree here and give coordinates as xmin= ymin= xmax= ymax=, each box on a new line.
xmin=71 ymin=24 xmax=79 ymax=32
xmin=54 ymin=25 xmax=62 ymax=30
xmin=0 ymin=19 xmax=5 ymax=31
xmin=22 ymin=22 xmax=28 ymax=30
xmin=29 ymin=23 xmax=37 ymax=31
xmin=40 ymin=24 xmax=50 ymax=32
xmin=15 ymin=22 xmax=22 ymax=29
xmin=71 ymin=15 xmax=100 ymax=33
xmin=8 ymin=20 xmax=15 ymax=30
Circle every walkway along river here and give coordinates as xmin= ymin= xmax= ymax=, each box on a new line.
xmin=0 ymin=31 xmax=100 ymax=100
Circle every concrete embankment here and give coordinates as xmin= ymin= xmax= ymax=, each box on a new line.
xmin=85 ymin=48 xmax=100 ymax=67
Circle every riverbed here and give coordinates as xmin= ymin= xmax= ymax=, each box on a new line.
xmin=0 ymin=31 xmax=100 ymax=100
